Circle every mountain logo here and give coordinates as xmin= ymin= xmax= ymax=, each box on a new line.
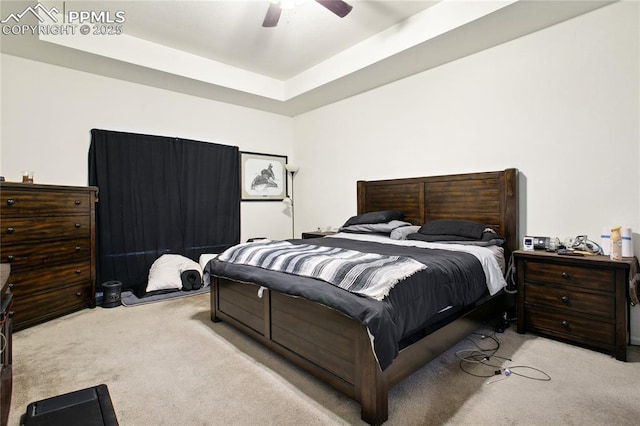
xmin=1 ymin=3 xmax=60 ymax=24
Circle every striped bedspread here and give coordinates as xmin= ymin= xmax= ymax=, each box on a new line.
xmin=217 ymin=240 xmax=427 ymax=300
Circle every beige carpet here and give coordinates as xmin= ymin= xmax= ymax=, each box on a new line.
xmin=7 ymin=293 xmax=640 ymax=425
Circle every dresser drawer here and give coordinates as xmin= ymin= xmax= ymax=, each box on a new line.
xmin=1 ymin=238 xmax=91 ymax=270
xmin=7 ymin=261 xmax=91 ymax=297
xmin=218 ymin=279 xmax=265 ymax=336
xmin=0 ymin=215 xmax=90 ymax=244
xmin=12 ymin=282 xmax=92 ymax=330
xmin=525 ymin=306 xmax=615 ymax=346
xmin=524 ymin=283 xmax=614 ymax=319
xmin=0 ymin=188 xmax=91 ymax=216
xmin=524 ymin=261 xmax=614 ymax=292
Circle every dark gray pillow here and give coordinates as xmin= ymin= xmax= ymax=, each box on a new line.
xmin=418 ymin=219 xmax=486 ymax=239
xmin=343 ymin=210 xmax=405 ymax=227
xmin=407 ymin=232 xmax=505 ymax=246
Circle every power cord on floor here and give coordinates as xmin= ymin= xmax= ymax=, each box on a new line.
xmin=504 ymin=253 xmax=517 ymax=295
xmin=501 ymin=253 xmax=518 ymax=325
xmin=456 ymin=329 xmax=551 ymax=384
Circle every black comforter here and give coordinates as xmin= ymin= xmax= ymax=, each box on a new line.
xmin=208 ymin=237 xmax=488 ymax=370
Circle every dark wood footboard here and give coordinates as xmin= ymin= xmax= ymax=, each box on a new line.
xmin=211 ymin=277 xmax=385 ymax=422
xmin=211 ymin=277 xmax=503 ymax=424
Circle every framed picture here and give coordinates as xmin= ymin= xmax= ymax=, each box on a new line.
xmin=240 ymin=151 xmax=287 ymax=201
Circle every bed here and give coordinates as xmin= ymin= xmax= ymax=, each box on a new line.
xmin=209 ymin=168 xmax=518 ymax=425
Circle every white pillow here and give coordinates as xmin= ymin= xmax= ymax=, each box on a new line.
xmin=199 ymin=253 xmax=218 ymax=271
xmin=146 ymin=254 xmax=202 ymax=292
xmin=199 ymin=253 xmax=219 ymax=287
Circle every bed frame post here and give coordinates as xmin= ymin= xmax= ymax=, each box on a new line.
xmin=502 ymin=168 xmax=519 ymax=261
xmin=356 ymin=328 xmax=388 ymax=425
xmin=210 ymin=277 xmax=220 ymax=323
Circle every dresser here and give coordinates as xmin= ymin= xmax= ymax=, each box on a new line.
xmin=515 ymin=250 xmax=636 ymax=361
xmin=0 ymin=183 xmax=98 ymax=331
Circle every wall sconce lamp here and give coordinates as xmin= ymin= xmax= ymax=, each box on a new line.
xmin=285 ymin=164 xmax=300 ymax=238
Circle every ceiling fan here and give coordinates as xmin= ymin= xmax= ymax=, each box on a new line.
xmin=263 ymin=0 xmax=353 ymax=27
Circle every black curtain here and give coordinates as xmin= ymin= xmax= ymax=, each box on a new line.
xmin=88 ymin=129 xmax=240 ymax=296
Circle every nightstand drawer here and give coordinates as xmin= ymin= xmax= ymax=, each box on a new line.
xmin=525 ymin=306 xmax=615 ymax=346
xmin=524 ymin=261 xmax=614 ymax=292
xmin=525 ymin=283 xmax=614 ymax=319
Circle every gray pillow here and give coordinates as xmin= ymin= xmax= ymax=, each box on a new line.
xmin=340 ymin=220 xmax=412 ymax=234
xmin=390 ymin=225 xmax=421 ymax=240
xmin=343 ymin=210 xmax=405 ymax=227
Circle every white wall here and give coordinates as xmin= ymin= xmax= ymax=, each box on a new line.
xmin=294 ymin=1 xmax=638 ymax=246
xmin=1 ymin=2 xmax=639 ymax=341
xmin=293 ymin=2 xmax=640 ymax=341
xmin=0 ymin=54 xmax=294 ymax=242
xmin=3 ymin=3 xmax=635 ymax=246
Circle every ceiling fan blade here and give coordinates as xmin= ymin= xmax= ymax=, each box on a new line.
xmin=315 ymin=0 xmax=353 ymax=18
xmin=262 ymin=2 xmax=282 ymax=27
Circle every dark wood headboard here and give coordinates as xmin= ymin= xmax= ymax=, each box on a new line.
xmin=356 ymin=169 xmax=519 ymax=258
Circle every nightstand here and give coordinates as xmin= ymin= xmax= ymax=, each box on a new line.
xmin=301 ymin=231 xmax=337 ymax=239
xmin=515 ymin=250 xmax=637 ymax=361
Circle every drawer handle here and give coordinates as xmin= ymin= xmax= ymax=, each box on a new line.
xmin=6 ymin=255 xmax=14 ymax=263
xmin=561 ymin=320 xmax=570 ymax=328
xmin=8 ymin=283 xmax=14 ymax=290
xmin=75 ymin=291 xmax=83 ymax=297
xmin=75 ymin=269 xmax=82 ymax=274
xmin=561 ymin=272 xmax=570 ymax=280
xmin=6 ymin=199 xmax=14 ymax=206
xmin=561 ymin=295 xmax=570 ymax=304
xmin=75 ymin=246 xmax=82 ymax=252
xmin=75 ymin=200 xmax=81 ymax=206
xmin=6 ymin=227 xmax=14 ymax=234
xmin=75 ymin=223 xmax=81 ymax=228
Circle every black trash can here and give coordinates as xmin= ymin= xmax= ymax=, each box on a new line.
xmin=102 ymin=281 xmax=122 ymax=308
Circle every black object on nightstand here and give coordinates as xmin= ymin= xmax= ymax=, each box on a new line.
xmin=23 ymin=384 xmax=118 ymax=426
xmin=301 ymin=231 xmax=336 ymax=239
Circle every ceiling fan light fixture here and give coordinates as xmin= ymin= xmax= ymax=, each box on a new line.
xmin=263 ymin=0 xmax=351 ymax=28
xmin=316 ymin=0 xmax=353 ymax=18
xmin=263 ymin=1 xmax=282 ymax=27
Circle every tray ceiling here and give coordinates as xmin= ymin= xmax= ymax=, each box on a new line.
xmin=0 ymin=0 xmax=613 ymax=116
